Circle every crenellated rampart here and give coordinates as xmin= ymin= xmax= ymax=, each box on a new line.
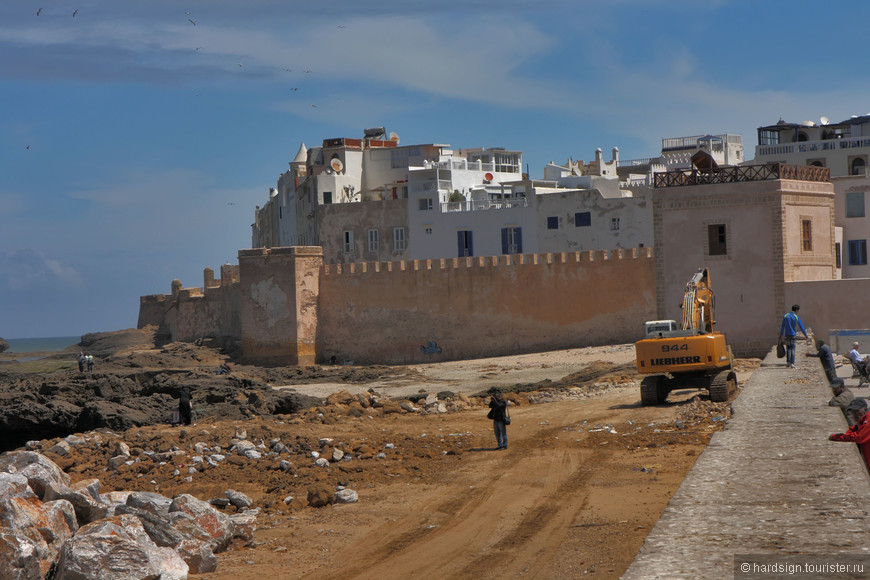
xmin=140 ymin=247 xmax=656 ymax=365
xmin=317 ymin=247 xmax=656 ymax=364
xmin=137 ymin=268 xmax=241 ymax=348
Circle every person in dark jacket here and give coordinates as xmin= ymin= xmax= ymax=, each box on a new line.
xmin=828 ymin=378 xmax=857 ymax=425
xmin=806 ymin=339 xmax=837 ymax=383
xmin=488 ymin=392 xmax=508 ymax=450
xmin=179 ymin=385 xmax=192 ymax=426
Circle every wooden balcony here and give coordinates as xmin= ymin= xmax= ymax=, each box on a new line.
xmin=653 ymin=163 xmax=831 ymax=188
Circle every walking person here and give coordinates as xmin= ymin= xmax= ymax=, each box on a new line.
xmin=778 ymin=304 xmax=808 ymax=368
xmin=807 ymin=339 xmax=838 ymax=383
xmin=488 ymin=391 xmax=509 ymax=450
xmin=77 ymin=352 xmax=84 ymax=373
xmin=178 ymin=385 xmax=192 ymax=426
xmin=86 ymin=354 xmax=94 ymax=372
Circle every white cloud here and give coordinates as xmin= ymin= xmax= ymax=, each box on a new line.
xmin=0 ymin=248 xmax=84 ymax=291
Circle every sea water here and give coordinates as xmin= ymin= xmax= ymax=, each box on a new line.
xmin=5 ymin=336 xmax=80 ymax=353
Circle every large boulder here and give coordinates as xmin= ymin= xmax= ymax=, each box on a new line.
xmin=0 ymin=474 xmax=77 ymax=578
xmin=43 ymin=481 xmax=109 ymax=526
xmin=169 ymin=494 xmax=235 ymax=552
xmin=0 ymin=530 xmax=43 ymax=580
xmin=113 ymin=505 xmax=217 ymax=574
xmin=51 ymin=514 xmax=188 ymax=580
xmin=0 ymin=451 xmax=71 ymax=500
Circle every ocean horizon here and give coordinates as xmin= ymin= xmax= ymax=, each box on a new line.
xmin=4 ymin=336 xmax=81 ymax=353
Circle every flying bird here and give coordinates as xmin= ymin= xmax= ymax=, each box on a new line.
xmin=310 ymin=104 xmax=317 ymax=108
xmin=304 ymin=69 xmax=312 ymax=74
xmin=337 ymin=25 xmax=346 ymax=29
xmin=290 ymin=87 xmax=298 ymax=91
xmin=237 ymin=62 xmax=243 ymax=67
xmin=36 ymin=8 xmax=42 ymax=16
xmin=72 ymin=9 xmax=78 ymax=17
xmin=195 ymin=47 xmax=203 ymax=51
xmin=25 ymin=145 xmax=30 ymax=150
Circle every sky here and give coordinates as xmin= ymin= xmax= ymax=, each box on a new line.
xmin=3 ymin=0 xmax=870 ymax=339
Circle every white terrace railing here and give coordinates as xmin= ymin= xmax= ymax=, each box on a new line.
xmin=441 ymin=198 xmax=528 ymax=213
xmin=424 ymin=159 xmax=497 ymax=173
xmin=757 ymin=135 xmax=870 ymax=157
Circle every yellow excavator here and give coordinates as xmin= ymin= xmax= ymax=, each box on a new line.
xmin=635 ymin=268 xmax=737 ymax=405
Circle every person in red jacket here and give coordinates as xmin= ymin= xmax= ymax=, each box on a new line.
xmin=830 ymin=398 xmax=870 ymax=470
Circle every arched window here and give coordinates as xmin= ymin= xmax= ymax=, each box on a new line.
xmin=852 ymin=158 xmax=866 ymax=176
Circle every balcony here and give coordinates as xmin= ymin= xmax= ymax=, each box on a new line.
xmin=653 ymin=163 xmax=831 ymax=188
xmin=441 ymin=198 xmax=528 ymax=212
xmin=757 ymin=135 xmax=870 ymax=157
xmin=423 ymin=159 xmax=498 ymax=173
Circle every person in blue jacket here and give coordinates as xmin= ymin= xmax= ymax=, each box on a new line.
xmin=778 ymin=304 xmax=808 ymax=368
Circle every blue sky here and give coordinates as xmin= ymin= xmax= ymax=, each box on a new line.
xmin=3 ymin=0 xmax=870 ymax=339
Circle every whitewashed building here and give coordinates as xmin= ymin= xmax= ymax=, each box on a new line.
xmin=253 ymin=130 xmax=654 ymax=264
xmin=752 ymin=115 xmax=870 ymax=277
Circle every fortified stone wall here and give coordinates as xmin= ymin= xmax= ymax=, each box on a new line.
xmin=140 ymin=247 xmax=657 ymax=365
xmin=137 ymin=295 xmax=170 ymax=329
xmin=170 ymin=284 xmax=241 ymax=343
xmin=238 ymin=247 xmax=321 ymax=365
xmin=137 ymin=268 xmax=241 ymax=347
xmin=316 ymin=248 xmax=656 ymax=365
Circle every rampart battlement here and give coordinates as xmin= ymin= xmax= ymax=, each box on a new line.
xmin=322 ymin=246 xmax=654 ymax=276
xmin=177 ymin=287 xmax=204 ymax=300
xmin=140 ymin=294 xmax=169 ymax=305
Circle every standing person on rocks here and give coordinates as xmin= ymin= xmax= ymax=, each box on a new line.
xmin=179 ymin=385 xmax=193 ymax=426
xmin=807 ymin=339 xmax=837 ymax=383
xmin=86 ymin=353 xmax=94 ymax=372
xmin=488 ymin=391 xmax=509 ymax=450
xmin=778 ymin=304 xmax=808 ymax=369
xmin=77 ymin=352 xmax=84 ymax=373
xmin=829 ymin=397 xmax=870 ymax=470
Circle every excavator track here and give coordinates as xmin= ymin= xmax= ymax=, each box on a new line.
xmin=708 ymin=369 xmax=737 ymax=402
xmin=640 ymin=375 xmax=667 ymax=406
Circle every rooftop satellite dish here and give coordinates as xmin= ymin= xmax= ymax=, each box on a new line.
xmin=330 ymin=158 xmax=344 ymax=172
xmin=389 ymin=131 xmax=400 ymax=144
xmin=820 ymin=116 xmax=830 ymax=125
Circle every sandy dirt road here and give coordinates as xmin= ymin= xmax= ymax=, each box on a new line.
xmin=201 ymin=383 xmax=733 ymax=579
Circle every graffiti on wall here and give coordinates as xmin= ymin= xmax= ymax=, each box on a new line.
xmin=420 ymin=341 xmax=443 ymax=355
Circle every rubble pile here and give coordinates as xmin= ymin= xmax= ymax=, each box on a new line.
xmin=0 ymin=451 xmax=257 ymax=579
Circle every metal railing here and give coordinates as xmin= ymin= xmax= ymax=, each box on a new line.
xmin=757 ymin=135 xmax=870 ymax=157
xmin=441 ymin=198 xmax=528 ymax=212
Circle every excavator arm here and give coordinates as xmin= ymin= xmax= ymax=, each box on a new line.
xmin=681 ymin=268 xmax=714 ymax=334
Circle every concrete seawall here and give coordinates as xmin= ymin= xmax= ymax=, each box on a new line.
xmin=623 ymin=342 xmax=870 ymax=579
